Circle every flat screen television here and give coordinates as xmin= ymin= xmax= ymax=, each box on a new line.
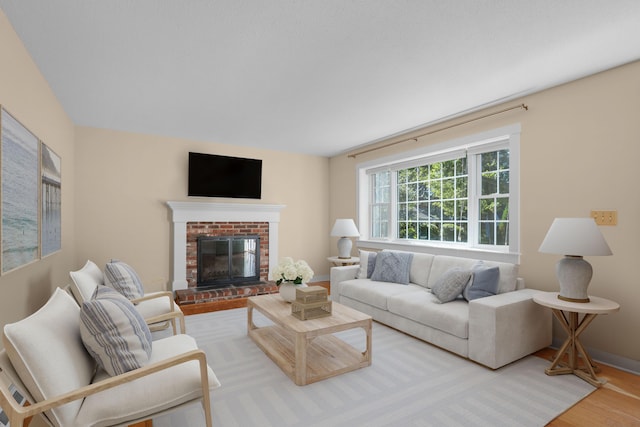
xmin=188 ymin=152 xmax=262 ymax=199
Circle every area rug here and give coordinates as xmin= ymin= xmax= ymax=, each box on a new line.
xmin=153 ymin=307 xmax=595 ymax=427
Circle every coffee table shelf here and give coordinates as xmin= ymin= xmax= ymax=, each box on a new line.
xmin=247 ymin=294 xmax=372 ymax=385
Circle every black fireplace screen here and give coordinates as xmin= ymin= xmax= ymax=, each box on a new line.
xmin=197 ymin=235 xmax=260 ymax=287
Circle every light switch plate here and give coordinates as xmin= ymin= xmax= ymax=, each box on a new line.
xmin=591 ymin=210 xmax=617 ymax=226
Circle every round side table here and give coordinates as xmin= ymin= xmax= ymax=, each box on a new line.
xmin=533 ymin=291 xmax=620 ymax=387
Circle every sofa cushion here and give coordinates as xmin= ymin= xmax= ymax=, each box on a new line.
xmin=340 ymin=279 xmax=420 ymax=310
xmin=370 ymin=251 xmax=413 ymax=284
xmin=357 ymin=250 xmax=378 ymax=279
xmin=431 ymin=267 xmax=471 ymax=303
xmin=80 ymin=286 xmax=152 ymax=376
xmin=69 ymin=260 xmax=104 ymax=303
xmin=409 ymin=252 xmax=435 ymax=288
xmin=104 ymin=260 xmax=145 ymax=300
xmin=3 ymin=288 xmax=96 ymax=426
xmin=463 ymin=262 xmax=500 ymax=301
xmin=387 ymin=290 xmax=470 ymax=339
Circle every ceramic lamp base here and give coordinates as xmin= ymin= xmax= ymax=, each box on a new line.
xmin=556 ymin=256 xmax=592 ymax=303
xmin=337 ymin=237 xmax=353 ymax=259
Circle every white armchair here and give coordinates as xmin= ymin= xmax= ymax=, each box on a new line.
xmin=69 ymin=260 xmax=186 ymax=334
xmin=0 ymin=288 xmax=220 ymax=427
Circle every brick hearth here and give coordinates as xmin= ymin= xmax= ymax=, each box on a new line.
xmin=175 ymin=281 xmax=330 ymax=314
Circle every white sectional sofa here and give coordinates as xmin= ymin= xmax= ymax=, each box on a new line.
xmin=330 ymin=250 xmax=552 ymax=369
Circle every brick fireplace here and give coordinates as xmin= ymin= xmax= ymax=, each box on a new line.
xmin=186 ymin=221 xmax=268 ymax=287
xmin=167 ymin=202 xmax=285 ymax=306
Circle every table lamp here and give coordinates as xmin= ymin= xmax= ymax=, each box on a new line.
xmin=539 ymin=217 xmax=612 ymax=303
xmin=331 ymin=219 xmax=360 ymax=259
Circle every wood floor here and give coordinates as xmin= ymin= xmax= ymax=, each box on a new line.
xmin=535 ymin=348 xmax=640 ymax=426
xmin=170 ymin=281 xmax=640 ymax=427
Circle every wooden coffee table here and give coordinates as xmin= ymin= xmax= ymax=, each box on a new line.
xmin=247 ymin=294 xmax=372 ymax=385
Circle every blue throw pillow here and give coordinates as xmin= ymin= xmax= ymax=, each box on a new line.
xmin=463 ymin=262 xmax=500 ymax=301
xmin=370 ymin=251 xmax=413 ymax=284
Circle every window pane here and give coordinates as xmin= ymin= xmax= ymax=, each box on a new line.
xmin=481 ymin=152 xmax=497 ymax=172
xmin=455 ymin=176 xmax=467 ymax=198
xmin=499 ymin=171 xmax=509 ymax=193
xmin=398 ymin=222 xmax=407 ymax=238
xmin=419 ymin=222 xmax=429 ymax=239
xmin=442 ymin=200 xmax=454 ymax=220
xmin=418 ymin=165 xmax=429 ymax=180
xmin=496 ymin=197 xmax=509 ymax=221
xmin=457 ymin=222 xmax=468 ymax=242
xmin=456 ymin=157 xmax=467 ymax=175
xmin=482 ymin=172 xmax=497 ymax=195
xmin=457 ymin=200 xmax=468 ymax=220
xmin=398 ymin=203 xmax=407 ymax=220
xmin=442 ymin=160 xmax=455 ymax=177
xmin=430 ymin=163 xmax=441 ymax=179
xmin=442 ymin=178 xmax=455 ymax=197
xmin=430 ymin=223 xmax=441 ymax=240
xmin=498 ymin=149 xmax=509 ymax=170
xmin=480 ymin=199 xmax=494 ymax=220
xmin=443 ymin=223 xmax=455 ymax=241
xmin=479 ymin=222 xmax=494 ymax=244
xmin=496 ymin=222 xmax=509 ymax=245
xmin=407 ymin=202 xmax=417 ymax=221
xmin=406 ymin=222 xmax=417 ymax=239
xmin=430 ymin=201 xmax=442 ymax=220
xmin=418 ymin=202 xmax=429 ymax=220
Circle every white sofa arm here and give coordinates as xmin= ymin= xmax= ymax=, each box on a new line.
xmin=468 ymin=288 xmax=552 ymax=369
xmin=329 ymin=265 xmax=359 ymax=300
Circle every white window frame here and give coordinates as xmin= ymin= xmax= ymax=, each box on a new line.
xmin=356 ymin=124 xmax=521 ymax=264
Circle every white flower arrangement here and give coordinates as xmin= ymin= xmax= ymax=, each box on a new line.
xmin=273 ymin=257 xmax=314 ymax=285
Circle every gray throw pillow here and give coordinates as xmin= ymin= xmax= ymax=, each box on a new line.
xmin=370 ymin=251 xmax=413 ymax=284
xmin=463 ymin=262 xmax=500 ymax=301
xmin=431 ymin=267 xmax=471 ymax=303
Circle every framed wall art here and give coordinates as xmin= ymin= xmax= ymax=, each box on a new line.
xmin=41 ymin=142 xmax=61 ymax=257
xmin=1 ymin=107 xmax=40 ymax=273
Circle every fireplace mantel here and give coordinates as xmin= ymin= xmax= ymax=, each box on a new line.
xmin=167 ymin=201 xmax=285 ymax=291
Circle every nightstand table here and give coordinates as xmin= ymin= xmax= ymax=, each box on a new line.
xmin=533 ymin=291 xmax=620 ymax=387
xmin=327 ymin=256 xmax=360 ymax=266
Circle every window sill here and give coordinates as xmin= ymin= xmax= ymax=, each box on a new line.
xmin=355 ymin=239 xmax=520 ymax=264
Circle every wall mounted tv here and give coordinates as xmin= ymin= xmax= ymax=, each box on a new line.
xmin=188 ymin=152 xmax=262 ymax=199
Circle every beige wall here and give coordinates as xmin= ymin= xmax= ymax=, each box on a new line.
xmin=74 ymin=127 xmax=331 ymax=290
xmin=0 ymin=11 xmax=76 ymax=328
xmin=329 ymin=60 xmax=640 ymax=366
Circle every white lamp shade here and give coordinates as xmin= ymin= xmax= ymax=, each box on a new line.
xmin=539 ymin=218 xmax=612 ymax=257
xmin=331 ymin=219 xmax=360 ymax=237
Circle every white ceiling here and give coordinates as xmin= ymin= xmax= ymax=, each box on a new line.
xmin=2 ymin=1 xmax=640 ymax=157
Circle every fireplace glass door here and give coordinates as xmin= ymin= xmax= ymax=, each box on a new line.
xmin=197 ymin=235 xmax=260 ymax=287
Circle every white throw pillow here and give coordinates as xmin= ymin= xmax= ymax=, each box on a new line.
xmin=80 ymin=286 xmax=152 ymax=376
xmin=69 ymin=260 xmax=104 ymax=303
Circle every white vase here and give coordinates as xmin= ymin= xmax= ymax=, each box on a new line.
xmin=279 ymin=282 xmax=307 ymax=302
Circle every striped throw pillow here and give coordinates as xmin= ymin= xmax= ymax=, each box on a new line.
xmin=104 ymin=260 xmax=145 ymax=300
xmin=80 ymin=286 xmax=152 ymax=376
